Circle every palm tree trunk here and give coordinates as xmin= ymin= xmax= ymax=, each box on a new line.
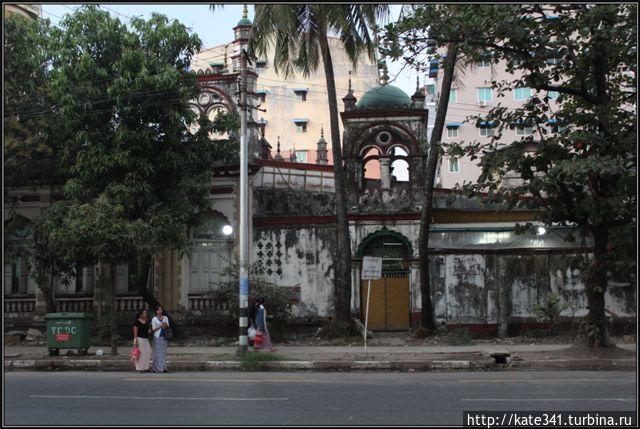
xmin=319 ymin=31 xmax=353 ymax=327
xmin=418 ymin=42 xmax=459 ymax=329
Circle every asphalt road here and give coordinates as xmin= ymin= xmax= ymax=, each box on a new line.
xmin=4 ymin=371 xmax=637 ymax=426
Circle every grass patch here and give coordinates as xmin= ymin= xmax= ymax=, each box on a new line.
xmin=242 ymin=352 xmax=288 ymax=362
xmin=446 ymin=328 xmax=474 ymax=346
xmin=207 ymin=353 xmax=236 ymax=361
xmin=239 ymin=351 xmax=289 ymax=371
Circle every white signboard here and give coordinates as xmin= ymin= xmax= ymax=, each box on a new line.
xmin=361 ymin=256 xmax=383 ymax=280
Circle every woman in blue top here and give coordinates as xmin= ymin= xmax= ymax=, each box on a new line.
xmin=254 ymin=297 xmax=276 ymax=352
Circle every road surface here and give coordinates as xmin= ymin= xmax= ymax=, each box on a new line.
xmin=4 ymin=371 xmax=636 ymax=425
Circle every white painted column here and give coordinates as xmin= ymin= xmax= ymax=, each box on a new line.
xmin=380 ymin=158 xmax=391 ymax=190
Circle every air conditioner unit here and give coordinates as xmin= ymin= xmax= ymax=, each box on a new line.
xmin=478 ymin=100 xmax=487 ymax=107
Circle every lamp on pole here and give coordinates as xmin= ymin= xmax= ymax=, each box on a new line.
xmin=237 ymin=47 xmax=250 ymax=357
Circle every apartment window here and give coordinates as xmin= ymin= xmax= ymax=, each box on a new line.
xmin=256 ymin=90 xmax=267 ymax=103
xmin=477 ymin=87 xmax=493 ymax=102
xmin=295 ymin=150 xmax=308 ymax=163
xmin=548 ymin=91 xmax=560 ymax=100
xmin=449 ymin=89 xmax=457 ymax=103
xmin=293 ymin=89 xmax=308 ymax=101
xmin=514 ymin=87 xmax=532 ymax=101
xmin=476 ymin=59 xmax=491 ymax=68
xmin=512 ymin=58 xmax=524 ymax=67
xmin=448 ymin=157 xmax=460 ymax=173
xmin=480 ymin=126 xmax=494 ymax=137
xmin=293 ymin=119 xmax=308 ymax=133
xmin=550 ymin=124 xmax=566 ymax=134
xmin=546 ymin=56 xmax=560 ymax=65
xmin=447 ymin=127 xmax=459 ymax=138
xmin=516 ymin=125 xmax=534 ymax=135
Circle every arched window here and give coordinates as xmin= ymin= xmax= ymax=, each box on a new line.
xmin=390 ymin=146 xmax=410 ymax=183
xmin=362 ymin=147 xmax=382 ymax=182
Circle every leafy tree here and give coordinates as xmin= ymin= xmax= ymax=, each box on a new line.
xmin=245 ymin=5 xmax=389 ymax=331
xmin=381 ymin=4 xmax=637 ymax=346
xmin=3 ymin=13 xmax=65 ymax=189
xmin=32 ymin=5 xmax=240 ymax=312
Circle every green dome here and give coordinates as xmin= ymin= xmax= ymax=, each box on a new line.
xmin=357 ymin=84 xmax=411 ymax=109
xmin=237 ymin=17 xmax=252 ymax=26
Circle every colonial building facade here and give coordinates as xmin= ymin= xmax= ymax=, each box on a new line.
xmin=4 ymin=12 xmax=635 ymax=334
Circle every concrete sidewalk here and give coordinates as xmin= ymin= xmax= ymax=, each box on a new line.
xmin=4 ymin=343 xmax=636 ymax=372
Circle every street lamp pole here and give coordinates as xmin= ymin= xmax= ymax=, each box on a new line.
xmin=237 ymin=48 xmax=249 ymax=357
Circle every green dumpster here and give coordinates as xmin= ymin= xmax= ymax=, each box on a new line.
xmin=44 ymin=312 xmax=93 ymax=356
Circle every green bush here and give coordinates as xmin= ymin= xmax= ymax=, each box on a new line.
xmin=446 ymin=328 xmax=474 ymax=345
xmin=533 ymin=293 xmax=569 ymax=336
xmin=207 ymin=256 xmax=293 ymax=339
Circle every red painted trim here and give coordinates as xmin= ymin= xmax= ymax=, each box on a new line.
xmin=213 ymin=163 xmax=261 ymax=177
xmin=19 ymin=195 xmax=41 ymax=203
xmin=255 ymin=216 xmax=335 ymax=226
xmin=253 ymin=209 xmax=545 ymax=227
xmin=342 ymin=110 xmax=427 ymax=120
xmin=260 ymin=159 xmax=335 ymax=172
xmin=210 ymin=186 xmax=234 ymax=195
xmin=197 ymin=74 xmax=239 ymax=83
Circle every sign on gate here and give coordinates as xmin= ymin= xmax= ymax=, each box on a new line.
xmin=361 ymin=256 xmax=383 ymax=280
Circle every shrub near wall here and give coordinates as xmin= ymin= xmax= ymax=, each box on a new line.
xmin=207 ymin=257 xmax=293 ymax=340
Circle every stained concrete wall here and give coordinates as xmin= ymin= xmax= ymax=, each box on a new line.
xmin=252 ymin=222 xmax=636 ymax=327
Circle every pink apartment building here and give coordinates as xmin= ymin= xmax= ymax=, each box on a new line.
xmin=432 ymin=56 xmax=562 ymax=189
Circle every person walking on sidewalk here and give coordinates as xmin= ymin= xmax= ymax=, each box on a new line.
xmin=254 ymin=297 xmax=276 ymax=352
xmin=247 ymin=298 xmax=258 ymax=352
xmin=132 ymin=309 xmax=151 ymax=373
xmin=151 ymin=306 xmax=170 ymax=373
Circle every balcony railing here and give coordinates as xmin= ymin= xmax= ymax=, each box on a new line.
xmin=4 ymin=297 xmax=36 ymax=313
xmin=4 ymin=295 xmax=148 ymax=314
xmin=188 ymin=293 xmax=229 ymax=312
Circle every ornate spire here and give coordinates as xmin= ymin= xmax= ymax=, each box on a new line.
xmin=289 ymin=143 xmax=297 ymax=162
xmin=343 ymin=71 xmax=357 ymax=110
xmin=242 ymin=4 xmax=248 ymax=19
xmin=223 ymin=45 xmax=228 ymax=71
xmin=416 ymin=74 xmax=420 ymax=92
xmin=316 ymin=124 xmax=328 ymax=165
xmin=274 ymin=136 xmax=284 ymax=161
xmin=380 ymin=62 xmax=389 ymax=85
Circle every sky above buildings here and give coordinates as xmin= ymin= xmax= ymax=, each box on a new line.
xmin=40 ymin=3 xmax=421 ymax=97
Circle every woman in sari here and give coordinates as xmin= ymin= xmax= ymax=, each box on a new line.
xmin=151 ymin=305 xmax=170 ymax=373
xmin=254 ymin=297 xmax=276 ymax=352
xmin=132 ymin=309 xmax=151 ymax=373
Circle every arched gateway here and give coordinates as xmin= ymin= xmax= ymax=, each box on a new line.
xmin=357 ymin=229 xmax=413 ymax=331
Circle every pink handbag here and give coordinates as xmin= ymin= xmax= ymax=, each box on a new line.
xmin=131 ymin=345 xmax=140 ymax=361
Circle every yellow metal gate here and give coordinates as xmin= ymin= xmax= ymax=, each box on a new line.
xmin=360 ymin=234 xmax=411 ymax=331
